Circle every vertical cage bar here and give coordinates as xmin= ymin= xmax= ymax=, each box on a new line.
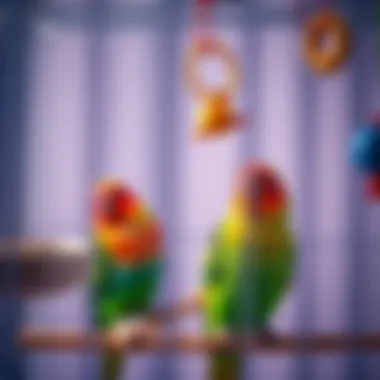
xmin=84 ymin=0 xmax=108 ymax=378
xmin=346 ymin=6 xmax=371 ymax=380
xmin=368 ymin=18 xmax=380 ymax=380
xmin=0 ymin=0 xmax=30 ymax=379
xmin=152 ymin=1 xmax=183 ymax=379
xmin=239 ymin=0 xmax=260 ymax=160
xmin=239 ymin=1 xmax=261 ymax=378
xmin=85 ymin=0 xmax=108 ymax=188
xmin=294 ymin=38 xmax=317 ymax=380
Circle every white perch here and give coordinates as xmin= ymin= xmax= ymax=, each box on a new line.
xmin=0 ymin=237 xmax=91 ymax=296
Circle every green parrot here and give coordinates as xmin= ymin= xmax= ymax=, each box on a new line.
xmin=91 ymin=179 xmax=163 ymax=380
xmin=203 ymin=161 xmax=295 ymax=380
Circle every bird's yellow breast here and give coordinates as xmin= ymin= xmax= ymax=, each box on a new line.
xmin=223 ymin=207 xmax=290 ymax=254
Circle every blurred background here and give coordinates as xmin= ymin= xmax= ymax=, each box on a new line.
xmin=0 ymin=0 xmax=380 ymax=379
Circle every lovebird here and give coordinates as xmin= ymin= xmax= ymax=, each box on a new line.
xmin=203 ymin=161 xmax=295 ymax=379
xmin=91 ymin=179 xmax=163 ymax=380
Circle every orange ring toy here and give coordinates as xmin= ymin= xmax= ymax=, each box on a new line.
xmin=183 ymin=37 xmax=241 ymax=99
xmin=303 ymin=9 xmax=352 ymax=74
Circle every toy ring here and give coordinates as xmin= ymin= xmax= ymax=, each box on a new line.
xmin=183 ymin=37 xmax=241 ymax=98
xmin=303 ymin=10 xmax=352 ymax=74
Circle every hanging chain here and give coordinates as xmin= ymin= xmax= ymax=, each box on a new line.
xmin=193 ymin=0 xmax=214 ymax=42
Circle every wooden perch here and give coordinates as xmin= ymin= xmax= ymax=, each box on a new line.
xmin=19 ymin=328 xmax=380 ymax=353
xmin=17 ymin=292 xmax=380 ymax=353
xmin=17 ymin=293 xmax=380 ymax=352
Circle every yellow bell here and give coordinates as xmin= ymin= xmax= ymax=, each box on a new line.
xmin=194 ymin=91 xmax=243 ymax=139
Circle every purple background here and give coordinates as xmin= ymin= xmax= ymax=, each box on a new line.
xmin=1 ymin=0 xmax=380 ymax=379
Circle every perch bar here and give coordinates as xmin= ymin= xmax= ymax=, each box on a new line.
xmin=19 ymin=329 xmax=380 ymax=353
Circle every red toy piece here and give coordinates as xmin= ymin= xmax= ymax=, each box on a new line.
xmin=194 ymin=0 xmax=214 ymax=31
xmin=366 ymin=112 xmax=380 ymax=200
xmin=364 ymin=172 xmax=380 ymax=200
xmin=370 ymin=112 xmax=380 ymax=125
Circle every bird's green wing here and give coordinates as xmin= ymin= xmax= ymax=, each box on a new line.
xmin=204 ymin=222 xmax=295 ymax=332
xmin=92 ymin=239 xmax=162 ymax=330
xmin=247 ymin=228 xmax=295 ymax=327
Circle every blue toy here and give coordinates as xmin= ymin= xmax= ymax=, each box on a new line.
xmin=350 ymin=118 xmax=380 ymax=199
xmin=350 ymin=123 xmax=380 ymax=173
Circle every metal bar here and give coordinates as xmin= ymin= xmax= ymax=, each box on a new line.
xmin=0 ymin=0 xmax=31 ymax=379
xmin=85 ymin=0 xmax=107 ymax=185
xmin=152 ymin=0 xmax=183 ymax=379
xmin=84 ymin=0 xmax=108 ymax=378
xmin=237 ymin=2 xmax=261 ymax=378
xmin=295 ymin=31 xmax=318 ymax=380
xmin=346 ymin=3 xmax=372 ymax=379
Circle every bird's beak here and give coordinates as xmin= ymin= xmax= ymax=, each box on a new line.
xmin=247 ymin=191 xmax=283 ymax=219
xmin=261 ymin=193 xmax=283 ymax=215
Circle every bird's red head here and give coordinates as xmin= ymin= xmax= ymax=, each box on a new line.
xmin=236 ymin=161 xmax=288 ymax=217
xmin=93 ymin=180 xmax=137 ymax=226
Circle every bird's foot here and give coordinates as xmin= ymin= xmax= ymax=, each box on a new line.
xmin=210 ymin=329 xmax=230 ymax=339
xmin=105 ymin=318 xmax=158 ymax=351
xmin=208 ymin=329 xmax=233 ymax=348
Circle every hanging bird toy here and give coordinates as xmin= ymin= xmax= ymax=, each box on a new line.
xmin=301 ymin=0 xmax=353 ymax=75
xmin=183 ymin=0 xmax=244 ymax=140
xmin=350 ymin=116 xmax=380 ymax=200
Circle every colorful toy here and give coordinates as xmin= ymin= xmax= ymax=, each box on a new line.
xmin=350 ymin=118 xmax=380 ymax=200
xmin=183 ymin=0 xmax=244 ymax=139
xmin=302 ymin=8 xmax=352 ymax=74
xmin=91 ymin=179 xmax=163 ymax=380
xmin=203 ymin=161 xmax=295 ymax=379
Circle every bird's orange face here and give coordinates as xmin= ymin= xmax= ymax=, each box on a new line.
xmin=93 ymin=180 xmax=137 ymax=227
xmin=237 ymin=162 xmax=287 ymax=218
xmin=92 ymin=180 xmax=161 ymax=265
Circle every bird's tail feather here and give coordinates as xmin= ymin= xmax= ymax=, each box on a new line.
xmin=101 ymin=349 xmax=124 ymax=380
xmin=209 ymin=351 xmax=241 ymax=380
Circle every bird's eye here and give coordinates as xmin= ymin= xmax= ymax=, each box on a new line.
xmin=261 ymin=176 xmax=276 ymax=191
xmin=101 ymin=188 xmax=125 ymax=220
xmin=247 ymin=180 xmax=258 ymax=196
xmin=103 ymin=196 xmax=117 ymax=213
